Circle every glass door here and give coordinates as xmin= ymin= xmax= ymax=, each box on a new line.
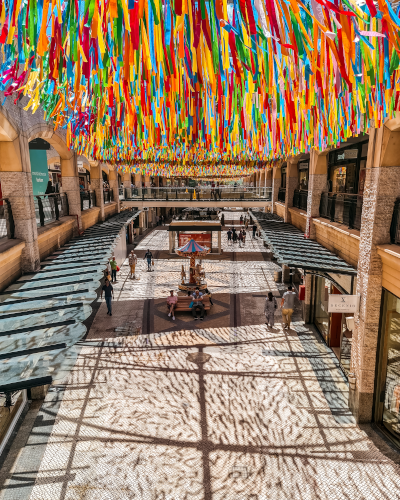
xmin=375 ymin=289 xmax=400 ymax=446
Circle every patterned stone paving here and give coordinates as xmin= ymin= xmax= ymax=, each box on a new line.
xmin=135 ymin=225 xmax=266 ymax=253
xmin=2 ymin=225 xmax=400 ymax=500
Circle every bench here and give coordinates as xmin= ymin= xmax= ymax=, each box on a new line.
xmin=173 ymin=296 xmax=212 ymax=313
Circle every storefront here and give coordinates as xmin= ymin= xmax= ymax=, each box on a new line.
xmin=78 ymin=163 xmax=90 ymax=189
xmin=328 ymin=141 xmax=368 ymax=195
xmin=298 ymin=160 xmax=309 ymax=190
xmin=374 ymin=289 xmax=400 ymax=446
xmin=48 ymin=162 xmax=62 ymax=189
xmin=311 ymin=273 xmax=356 ymax=374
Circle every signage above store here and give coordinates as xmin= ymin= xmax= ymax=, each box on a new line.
xmin=298 ymin=162 xmax=309 ymax=170
xmin=337 ymin=149 xmax=358 ymax=161
xmin=78 ymin=166 xmax=87 ymax=174
xmin=328 ymin=294 xmax=360 ymax=313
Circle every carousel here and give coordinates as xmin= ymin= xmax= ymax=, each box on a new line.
xmin=176 ymin=239 xmax=210 ymax=292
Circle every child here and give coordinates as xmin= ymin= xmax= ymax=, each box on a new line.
xmin=264 ymin=292 xmax=277 ymax=327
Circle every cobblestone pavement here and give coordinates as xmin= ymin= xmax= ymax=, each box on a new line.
xmin=2 ymin=228 xmax=400 ymax=500
xmin=135 ymin=227 xmax=266 ymax=253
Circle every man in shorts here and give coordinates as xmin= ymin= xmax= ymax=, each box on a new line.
xmin=129 ymin=250 xmax=137 ymax=279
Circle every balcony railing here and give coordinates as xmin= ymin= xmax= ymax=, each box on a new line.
xmin=278 ymin=187 xmax=286 ymax=203
xmin=293 ymin=189 xmax=308 ymax=211
xmin=0 ymin=198 xmax=15 ymax=239
xmin=80 ymin=190 xmax=96 ymax=211
xmin=103 ymin=189 xmax=114 ymax=204
xmin=121 ymin=186 xmax=272 ymax=201
xmin=34 ymin=194 xmax=69 ymax=227
xmin=319 ymin=192 xmax=363 ymax=231
xmin=390 ymin=198 xmax=400 ymax=245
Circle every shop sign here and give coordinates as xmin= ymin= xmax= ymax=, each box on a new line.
xmin=328 ymin=294 xmax=359 ymax=313
xmin=337 ymin=149 xmax=358 ymax=161
xmin=30 ymin=150 xmax=49 ymax=195
xmin=179 ymin=233 xmax=211 ymax=248
xmin=78 ymin=166 xmax=87 ymax=174
xmin=51 ymin=163 xmax=61 ymax=171
xmin=298 ymin=162 xmax=309 ymax=170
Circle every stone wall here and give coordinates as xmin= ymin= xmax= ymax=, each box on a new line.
xmin=288 ymin=208 xmax=307 ymax=233
xmin=0 ymin=239 xmax=25 ymax=292
xmin=274 ymin=202 xmax=285 ymax=219
xmin=37 ymin=217 xmax=76 ymax=261
xmin=313 ymin=218 xmax=360 ymax=268
xmin=377 ymin=245 xmax=400 ymax=298
xmin=104 ymin=202 xmax=118 ymax=219
xmin=81 ymin=207 xmax=101 ymax=232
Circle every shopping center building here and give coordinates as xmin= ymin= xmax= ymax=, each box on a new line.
xmin=2 ymin=98 xmax=400 ymax=452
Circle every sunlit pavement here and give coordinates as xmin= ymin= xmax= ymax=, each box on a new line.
xmin=2 ymin=222 xmax=400 ymax=499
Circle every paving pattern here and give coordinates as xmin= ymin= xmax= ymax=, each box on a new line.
xmin=135 ymin=225 xmax=266 ymax=253
xmin=2 ymin=225 xmax=400 ymax=500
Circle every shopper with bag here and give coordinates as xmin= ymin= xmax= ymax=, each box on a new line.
xmin=264 ymin=292 xmax=277 ymax=327
xmin=109 ymin=256 xmax=118 ymax=283
xmin=281 ymin=285 xmax=297 ymax=329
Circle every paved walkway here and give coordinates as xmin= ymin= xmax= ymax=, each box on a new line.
xmin=2 ymin=220 xmax=400 ymax=500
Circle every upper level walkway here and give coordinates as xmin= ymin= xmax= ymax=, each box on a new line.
xmin=120 ymin=186 xmax=272 ymax=208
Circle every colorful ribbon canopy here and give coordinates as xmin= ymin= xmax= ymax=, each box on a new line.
xmin=1 ymin=0 xmax=399 ymax=177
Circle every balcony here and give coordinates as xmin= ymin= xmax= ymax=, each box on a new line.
xmin=278 ymin=188 xmax=286 ymax=203
xmin=319 ymin=193 xmax=363 ymax=231
xmin=80 ymin=190 xmax=96 ymax=211
xmin=293 ymin=189 xmax=308 ymax=211
xmin=33 ymin=194 xmax=69 ymax=227
xmin=121 ymin=186 xmax=272 ymax=202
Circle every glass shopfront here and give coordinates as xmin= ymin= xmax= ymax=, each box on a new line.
xmin=298 ymin=161 xmax=309 ymax=190
xmin=327 ymin=141 xmax=368 ymax=194
xmin=374 ymin=289 xmax=400 ymax=445
xmin=313 ymin=274 xmax=355 ymax=373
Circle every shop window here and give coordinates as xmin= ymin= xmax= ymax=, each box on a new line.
xmin=375 ymin=289 xmax=400 ymax=444
xmin=314 ymin=276 xmax=330 ymax=341
xmin=299 ymin=170 xmax=308 ymax=190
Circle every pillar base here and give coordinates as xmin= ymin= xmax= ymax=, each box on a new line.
xmin=348 ymin=386 xmax=374 ymax=423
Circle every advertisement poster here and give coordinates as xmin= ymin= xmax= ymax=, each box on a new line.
xmin=179 ymin=233 xmax=211 ymax=249
xmin=30 ymin=150 xmax=49 ymax=196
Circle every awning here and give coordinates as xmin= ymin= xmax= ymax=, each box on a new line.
xmin=0 ymin=209 xmax=141 ymax=394
xmin=251 ymin=211 xmax=357 ymax=275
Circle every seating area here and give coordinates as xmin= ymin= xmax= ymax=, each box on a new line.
xmin=174 ymin=295 xmax=212 ymax=313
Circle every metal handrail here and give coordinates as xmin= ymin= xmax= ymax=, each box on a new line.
xmin=33 ymin=193 xmax=69 ymax=227
xmin=319 ymin=192 xmax=363 ymax=230
xmin=121 ymin=186 xmax=272 ymax=201
xmin=0 ymin=198 xmax=15 ymax=239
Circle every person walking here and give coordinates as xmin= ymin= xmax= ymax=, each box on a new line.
xmin=156 ymin=215 xmax=160 ymax=226
xmin=128 ymin=250 xmax=137 ymax=279
xmin=101 ymin=279 xmax=114 ymax=316
xmin=281 ymin=285 xmax=297 ymax=329
xmin=238 ymin=230 xmax=243 ymax=247
xmin=245 ymin=218 xmax=249 ymax=230
xmin=144 ymin=249 xmax=153 ymax=271
xmin=109 ymin=256 xmax=118 ymax=283
xmin=191 ymin=287 xmax=205 ymax=320
xmin=242 ymin=228 xmax=246 ymax=246
xmin=265 ymin=292 xmax=277 ymax=327
xmin=227 ymin=228 xmax=232 ymax=245
xmin=252 ymin=223 xmax=257 ymax=239
xmin=232 ymin=227 xmax=238 ymax=243
xmin=240 ymin=215 xmax=243 ymax=225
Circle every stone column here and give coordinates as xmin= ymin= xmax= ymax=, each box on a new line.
xmin=284 ymin=158 xmax=299 ymax=223
xmin=90 ymin=163 xmax=105 ymax=222
xmin=303 ymin=274 xmax=313 ymax=323
xmin=61 ymin=151 xmax=82 ymax=232
xmin=349 ymin=123 xmax=400 ymax=423
xmin=306 ymin=150 xmax=329 ymax=239
xmin=271 ymin=165 xmax=281 ymax=214
xmin=108 ymin=169 xmax=120 ymax=213
xmin=0 ymin=133 xmax=40 ymax=271
xmin=266 ymin=169 xmax=272 ymax=188
xmin=144 ymin=175 xmax=151 ymax=187
xmin=123 ymin=172 xmax=131 ymax=199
